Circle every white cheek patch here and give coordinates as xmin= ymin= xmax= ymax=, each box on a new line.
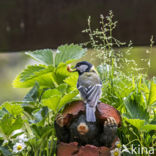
xmin=79 ymin=65 xmax=88 ymax=72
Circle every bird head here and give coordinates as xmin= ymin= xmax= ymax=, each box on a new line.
xmin=67 ymin=61 xmax=93 ymax=75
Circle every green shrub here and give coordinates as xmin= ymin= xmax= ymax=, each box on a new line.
xmin=0 ymin=11 xmax=155 ymax=156
xmin=0 ymin=44 xmax=86 ymax=155
xmin=83 ymin=11 xmax=156 ymax=156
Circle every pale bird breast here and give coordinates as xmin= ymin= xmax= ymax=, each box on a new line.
xmin=79 ymin=72 xmax=100 ymax=87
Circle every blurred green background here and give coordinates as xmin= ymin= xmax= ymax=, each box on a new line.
xmin=0 ymin=53 xmax=27 ymax=104
xmin=1 ymin=47 xmax=156 ymax=104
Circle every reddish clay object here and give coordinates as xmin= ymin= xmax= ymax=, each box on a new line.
xmin=63 ymin=100 xmax=85 ymax=117
xmin=78 ymin=145 xmax=99 ymax=156
xmin=57 ymin=137 xmax=120 ymax=156
xmin=57 ymin=142 xmax=111 ymax=156
xmin=62 ymin=100 xmax=85 ymax=126
xmin=99 ymin=147 xmax=110 ymax=156
xmin=56 ymin=101 xmax=122 ymax=156
xmin=96 ymin=103 xmax=122 ymax=126
xmin=62 ymin=100 xmax=121 ymax=126
xmin=57 ymin=142 xmax=78 ymax=156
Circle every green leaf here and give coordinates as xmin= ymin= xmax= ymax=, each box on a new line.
xmin=148 ymin=81 xmax=156 ymax=106
xmin=55 ymin=44 xmax=87 ymax=66
xmin=42 ymin=96 xmax=61 ymax=111
xmin=32 ymin=107 xmax=48 ymax=122
xmin=0 ymin=114 xmax=23 ymax=136
xmin=150 ymin=118 xmax=156 ymax=124
xmin=31 ymin=125 xmax=52 ymax=138
xmin=41 ymin=89 xmax=62 ymax=111
xmin=54 ymin=61 xmax=73 ymax=84
xmin=0 ymin=102 xmax=23 ymax=116
xmin=64 ymin=73 xmax=78 ymax=88
xmin=124 ymin=118 xmax=145 ymax=130
xmin=20 ymin=65 xmax=46 ymax=82
xmin=41 ymin=88 xmax=78 ymax=111
xmin=26 ymin=44 xmax=87 ymax=67
xmin=30 ymin=107 xmax=48 ymax=126
xmin=141 ymin=124 xmax=156 ymax=132
xmin=124 ymin=118 xmax=156 ymax=132
xmin=123 ymin=91 xmax=149 ymax=120
xmin=13 ymin=65 xmax=54 ymax=88
xmin=26 ymin=49 xmax=53 ymax=65
xmin=59 ymin=90 xmax=79 ymax=109
xmin=42 ymin=89 xmax=62 ymax=99
xmin=0 ymin=146 xmax=12 ymax=156
xmin=57 ymin=83 xmax=68 ymax=95
xmin=23 ymin=82 xmax=39 ymax=102
xmin=0 ymin=109 xmax=8 ymax=119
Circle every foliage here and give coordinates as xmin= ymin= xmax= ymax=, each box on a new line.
xmin=25 ymin=44 xmax=86 ymax=67
xmin=83 ymin=11 xmax=156 ymax=156
xmin=0 ymin=12 xmax=156 ymax=156
xmin=0 ymin=44 xmax=85 ymax=155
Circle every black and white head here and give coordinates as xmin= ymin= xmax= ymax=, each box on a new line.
xmin=73 ymin=61 xmax=93 ymax=75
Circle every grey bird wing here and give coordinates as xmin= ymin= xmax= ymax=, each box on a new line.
xmin=77 ymin=72 xmax=102 ymax=106
xmin=77 ymin=83 xmax=102 ymax=107
xmin=86 ymin=84 xmax=102 ymax=107
xmin=77 ymin=83 xmax=88 ymax=100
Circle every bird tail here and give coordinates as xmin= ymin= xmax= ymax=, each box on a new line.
xmin=86 ymin=104 xmax=96 ymax=122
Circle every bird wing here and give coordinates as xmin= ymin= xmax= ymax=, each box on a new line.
xmin=86 ymin=84 xmax=102 ymax=107
xmin=77 ymin=83 xmax=102 ymax=107
xmin=77 ymin=84 xmax=88 ymax=100
xmin=77 ymin=71 xmax=102 ymax=106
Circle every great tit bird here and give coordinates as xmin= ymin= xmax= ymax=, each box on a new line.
xmin=68 ymin=61 xmax=102 ymax=122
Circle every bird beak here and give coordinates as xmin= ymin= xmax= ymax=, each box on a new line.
xmin=67 ymin=64 xmax=77 ymax=72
